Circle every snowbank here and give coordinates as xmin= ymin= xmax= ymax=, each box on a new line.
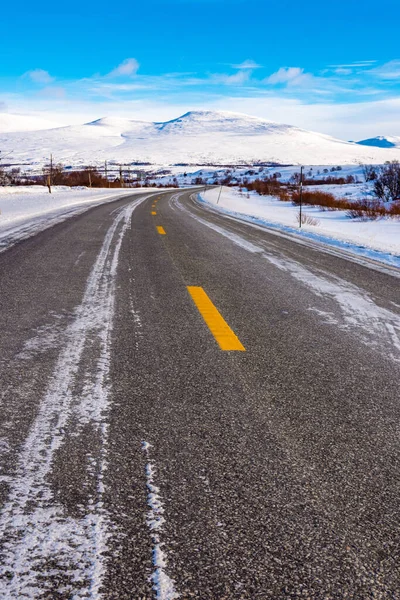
xmin=0 ymin=186 xmax=146 ymax=250
xmin=199 ymin=187 xmax=400 ymax=269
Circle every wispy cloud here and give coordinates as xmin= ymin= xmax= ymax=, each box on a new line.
xmin=369 ymin=59 xmax=400 ymax=80
xmin=233 ymin=59 xmax=262 ymax=70
xmin=108 ymin=58 xmax=139 ymax=77
xmin=329 ymin=60 xmax=377 ymax=69
xmin=263 ymin=64 xmax=384 ymax=98
xmin=24 ymin=69 xmax=54 ymax=85
xmin=37 ymin=86 xmax=66 ymax=99
xmin=212 ymin=70 xmax=251 ymax=85
xmin=266 ymin=67 xmax=311 ymax=86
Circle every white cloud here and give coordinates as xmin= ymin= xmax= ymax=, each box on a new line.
xmin=329 ymin=61 xmax=377 ymax=69
xmin=108 ymin=58 xmax=139 ymax=77
xmin=233 ymin=59 xmax=261 ymax=70
xmin=213 ymin=70 xmax=251 ymax=85
xmin=24 ymin=69 xmax=54 ymax=85
xmin=266 ymin=67 xmax=310 ymax=86
xmin=370 ymin=60 xmax=400 ymax=80
xmin=334 ymin=68 xmax=352 ymax=76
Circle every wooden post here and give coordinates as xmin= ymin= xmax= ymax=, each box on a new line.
xmin=299 ymin=166 xmax=303 ymax=228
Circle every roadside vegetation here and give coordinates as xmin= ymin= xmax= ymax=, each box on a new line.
xmin=0 ymin=162 xmax=179 ymax=189
xmin=2 ymin=155 xmax=400 ymax=220
xmin=206 ymin=161 xmax=400 ymax=221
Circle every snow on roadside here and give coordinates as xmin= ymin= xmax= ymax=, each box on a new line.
xmin=199 ymin=187 xmax=400 ymax=269
xmin=0 ymin=185 xmax=150 ymax=250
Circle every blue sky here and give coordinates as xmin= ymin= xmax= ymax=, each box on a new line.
xmin=1 ymin=0 xmax=400 ymax=138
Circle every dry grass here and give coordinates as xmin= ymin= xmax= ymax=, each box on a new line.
xmin=297 ymin=212 xmax=320 ymax=226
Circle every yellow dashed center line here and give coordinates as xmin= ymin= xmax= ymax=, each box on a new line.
xmin=152 ymin=211 xmax=157 ymax=215
xmin=157 ymin=226 xmax=166 ymax=235
xmin=187 ymin=286 xmax=245 ymax=352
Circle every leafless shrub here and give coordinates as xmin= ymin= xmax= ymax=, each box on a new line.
xmin=373 ymin=161 xmax=400 ymax=202
xmin=297 ymin=212 xmax=320 ymax=226
xmin=346 ymin=199 xmax=387 ymax=220
xmin=362 ymin=164 xmax=377 ymax=182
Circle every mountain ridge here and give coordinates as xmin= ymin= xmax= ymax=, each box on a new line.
xmin=1 ymin=110 xmax=400 ymax=167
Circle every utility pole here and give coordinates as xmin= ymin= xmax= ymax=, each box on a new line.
xmin=88 ymin=170 xmax=92 ymax=188
xmin=47 ymin=153 xmax=53 ymax=194
xmin=105 ymin=160 xmax=109 ymax=187
xmin=217 ymin=185 xmax=223 ymax=204
xmin=0 ymin=150 xmax=13 ymax=186
xmin=299 ymin=166 xmax=303 ymax=228
xmin=119 ymin=165 xmax=124 ymax=188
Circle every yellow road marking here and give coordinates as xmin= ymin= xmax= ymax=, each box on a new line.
xmin=152 ymin=211 xmax=157 ymax=215
xmin=157 ymin=226 xmax=166 ymax=235
xmin=187 ymin=287 xmax=245 ymax=351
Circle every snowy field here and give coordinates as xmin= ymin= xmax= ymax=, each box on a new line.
xmin=157 ymin=163 xmax=368 ymax=189
xmin=199 ymin=187 xmax=400 ymax=268
xmin=0 ymin=186 xmax=145 ymax=250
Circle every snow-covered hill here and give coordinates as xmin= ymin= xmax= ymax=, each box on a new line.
xmin=356 ymin=136 xmax=400 ymax=149
xmin=0 ymin=113 xmax=63 ymax=133
xmin=2 ymin=110 xmax=400 ymax=168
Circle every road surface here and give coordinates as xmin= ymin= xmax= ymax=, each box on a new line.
xmin=0 ymin=189 xmax=399 ymax=599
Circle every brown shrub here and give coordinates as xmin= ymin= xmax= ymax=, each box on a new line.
xmin=389 ymin=202 xmax=400 ymax=218
xmin=292 ymin=190 xmax=352 ymax=211
xmin=346 ymin=199 xmax=387 ymax=220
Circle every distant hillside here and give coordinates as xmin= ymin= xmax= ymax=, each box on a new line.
xmin=1 ymin=110 xmax=400 ymax=168
xmin=0 ymin=113 xmax=63 ymax=133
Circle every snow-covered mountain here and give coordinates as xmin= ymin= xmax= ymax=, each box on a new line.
xmin=356 ymin=135 xmax=400 ymax=149
xmin=2 ymin=110 xmax=400 ymax=168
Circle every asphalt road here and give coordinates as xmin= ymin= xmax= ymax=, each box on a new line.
xmin=0 ymin=189 xmax=399 ymax=599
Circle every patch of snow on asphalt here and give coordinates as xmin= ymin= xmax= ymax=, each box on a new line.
xmin=142 ymin=441 xmax=179 ymax=600
xmin=264 ymin=253 xmax=400 ymax=361
xmin=0 ymin=196 xmax=147 ymax=598
xmin=173 ymin=195 xmax=262 ymax=254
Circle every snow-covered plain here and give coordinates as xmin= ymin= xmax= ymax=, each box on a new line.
xmin=158 ymin=163 xmax=368 ymax=188
xmin=199 ymin=187 xmax=400 ymax=269
xmin=2 ymin=110 xmax=400 ymax=170
xmin=0 ymin=186 xmax=143 ymax=250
